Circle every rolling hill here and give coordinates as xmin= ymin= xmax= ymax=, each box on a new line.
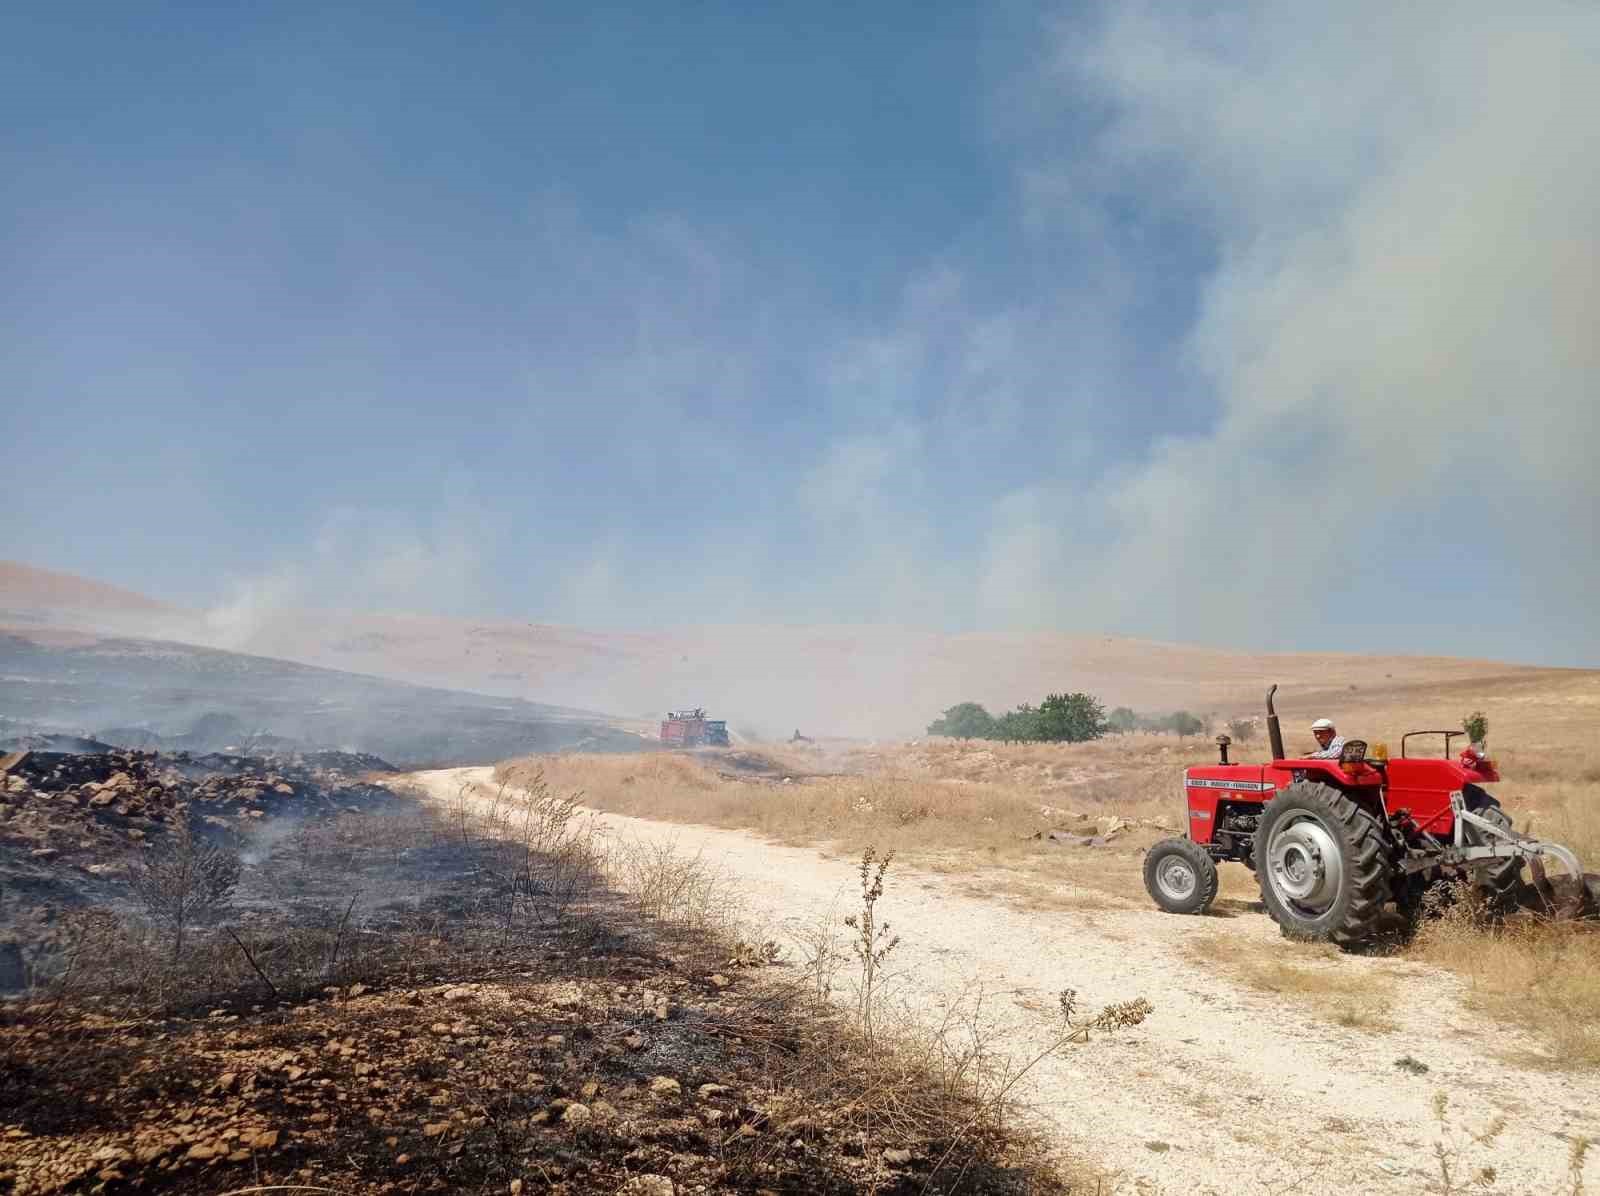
xmin=6 ymin=559 xmax=1593 ymax=740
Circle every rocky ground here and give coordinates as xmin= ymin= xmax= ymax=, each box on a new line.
xmin=7 ymin=946 xmax=1017 ymax=1194
xmin=0 ymin=747 xmax=400 ymax=979
xmin=0 ymin=746 xmax=397 ymax=856
xmin=1 ymin=753 xmax=1070 ymax=1195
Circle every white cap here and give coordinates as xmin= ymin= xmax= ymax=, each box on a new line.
xmin=1311 ymin=718 xmax=1336 ymax=731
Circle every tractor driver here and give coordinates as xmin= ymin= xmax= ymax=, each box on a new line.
xmin=1306 ymin=718 xmax=1346 ymax=760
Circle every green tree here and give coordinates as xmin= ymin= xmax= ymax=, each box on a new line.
xmin=1226 ymin=717 xmax=1255 ymax=744
xmin=995 ymin=704 xmax=1042 ymax=743
xmin=927 ymin=702 xmax=997 ymax=740
xmin=1167 ymin=711 xmax=1205 ymax=739
xmin=1108 ymin=706 xmax=1139 ymax=735
xmin=1463 ymin=710 xmax=1489 ymax=748
xmin=1035 ymin=692 xmax=1108 ymax=743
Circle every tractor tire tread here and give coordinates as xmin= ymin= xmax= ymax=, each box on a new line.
xmin=1464 ymin=797 xmax=1523 ymax=913
xmin=1257 ymin=780 xmax=1390 ymax=950
xmin=1144 ymin=837 xmax=1220 ymax=916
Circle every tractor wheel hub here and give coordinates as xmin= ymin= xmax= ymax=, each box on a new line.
xmin=1268 ymin=818 xmax=1344 ymax=912
xmin=1157 ymin=856 xmax=1197 ymax=901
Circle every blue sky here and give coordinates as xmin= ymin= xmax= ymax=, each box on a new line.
xmin=4 ymin=2 xmax=1597 ymax=663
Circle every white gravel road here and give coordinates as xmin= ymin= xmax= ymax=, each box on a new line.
xmin=407 ymin=767 xmax=1597 ymax=1195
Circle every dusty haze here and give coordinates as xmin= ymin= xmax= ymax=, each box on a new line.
xmin=3 ymin=561 xmax=1586 ymax=740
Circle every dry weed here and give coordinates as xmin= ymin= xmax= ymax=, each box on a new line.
xmin=1427 ymin=1089 xmax=1511 ymax=1195
xmin=780 ymin=899 xmax=848 ymax=1007
xmin=603 ymin=837 xmax=723 ymax=931
xmin=844 ymin=846 xmax=900 ymax=1042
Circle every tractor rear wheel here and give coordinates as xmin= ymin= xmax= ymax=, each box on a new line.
xmin=1256 ymin=781 xmax=1389 ymax=947
xmin=1144 ymin=838 xmax=1219 ymax=915
xmin=1462 ymin=785 xmax=1523 ymax=913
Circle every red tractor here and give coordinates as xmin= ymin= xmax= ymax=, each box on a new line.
xmin=1144 ymin=686 xmax=1595 ymax=946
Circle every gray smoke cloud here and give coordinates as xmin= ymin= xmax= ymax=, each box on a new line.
xmin=10 ymin=1 xmax=1594 ymax=750
xmin=191 ymin=1 xmax=1600 ymax=733
xmin=1011 ymin=1 xmax=1600 ymax=660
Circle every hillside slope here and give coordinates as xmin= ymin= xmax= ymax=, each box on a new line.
xmin=0 ymin=628 xmax=640 ymax=765
xmin=5 ymin=560 xmax=1591 ymax=739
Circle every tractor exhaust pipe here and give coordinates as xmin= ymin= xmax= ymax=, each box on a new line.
xmin=1266 ymin=684 xmax=1286 ymax=761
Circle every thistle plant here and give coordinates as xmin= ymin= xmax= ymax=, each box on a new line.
xmin=845 ymin=846 xmax=900 ymax=1041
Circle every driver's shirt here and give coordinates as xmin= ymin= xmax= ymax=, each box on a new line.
xmin=1306 ymin=736 xmax=1346 ymax=760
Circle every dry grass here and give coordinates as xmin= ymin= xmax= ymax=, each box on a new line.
xmin=1182 ymin=934 xmax=1401 ymax=1033
xmin=495 ymin=735 xmax=1185 ymax=908
xmin=1412 ymin=901 xmax=1600 ymax=1069
xmin=495 ymin=673 xmax=1600 ymax=1067
xmin=1294 ymin=677 xmax=1600 ymax=1067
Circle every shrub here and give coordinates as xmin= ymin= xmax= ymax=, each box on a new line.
xmin=927 ymin=702 xmax=997 ymax=740
xmin=1167 ymin=711 xmax=1205 ymax=739
xmin=127 ymin=820 xmax=241 ymax=961
xmin=994 ymin=704 xmax=1040 ymax=743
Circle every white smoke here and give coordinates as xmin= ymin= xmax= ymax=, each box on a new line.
xmin=202 ymin=500 xmax=492 ymax=651
xmin=1006 ymin=1 xmax=1600 ymax=660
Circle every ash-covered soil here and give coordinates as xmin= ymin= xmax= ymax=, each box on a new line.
xmin=8 ymin=946 xmax=994 ymax=1195
xmin=0 ymin=748 xmax=398 ymax=957
xmin=1 ymin=754 xmax=1065 ymax=1195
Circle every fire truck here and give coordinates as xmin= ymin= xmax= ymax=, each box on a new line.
xmin=659 ymin=708 xmax=730 ymax=748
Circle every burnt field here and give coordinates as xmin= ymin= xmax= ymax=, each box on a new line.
xmin=0 ymin=629 xmax=646 ymax=767
xmin=1 ymin=752 xmax=1075 ymax=1195
xmin=0 ymin=746 xmax=400 ymax=966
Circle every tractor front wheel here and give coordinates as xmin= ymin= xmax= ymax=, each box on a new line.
xmin=1144 ymin=838 xmax=1219 ymax=915
xmin=1256 ymin=781 xmax=1389 ymax=947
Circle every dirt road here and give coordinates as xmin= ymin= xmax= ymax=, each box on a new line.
xmin=407 ymin=767 xmax=1596 ymax=1195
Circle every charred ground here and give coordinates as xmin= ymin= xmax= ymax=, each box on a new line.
xmin=0 ymin=629 xmax=647 ymax=767
xmin=1 ymin=750 xmax=1077 ymax=1195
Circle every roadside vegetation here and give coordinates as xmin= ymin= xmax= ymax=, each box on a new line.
xmin=497 ymin=737 xmax=1190 ymax=914
xmin=500 ymin=672 xmax=1600 ymax=1073
xmin=1411 ymin=886 xmax=1600 ymax=1069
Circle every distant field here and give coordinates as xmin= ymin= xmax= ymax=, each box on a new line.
xmin=501 ymin=667 xmax=1600 ymax=865
xmin=6 ymin=559 xmax=1595 ymax=740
